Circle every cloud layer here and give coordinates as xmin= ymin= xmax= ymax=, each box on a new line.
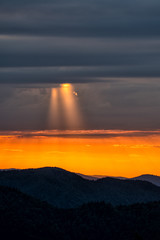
xmin=1 ymin=1 xmax=160 ymax=131
xmin=1 ymin=0 xmax=160 ymax=83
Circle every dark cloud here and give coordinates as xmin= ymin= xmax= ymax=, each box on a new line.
xmin=1 ymin=129 xmax=160 ymax=139
xmin=0 ymin=65 xmax=160 ymax=85
xmin=0 ymin=1 xmax=160 ymax=131
xmin=0 ymin=0 xmax=160 ymax=38
xmin=0 ymin=0 xmax=160 ymax=82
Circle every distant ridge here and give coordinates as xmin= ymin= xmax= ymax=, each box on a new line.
xmin=0 ymin=167 xmax=160 ymax=208
xmin=131 ymin=174 xmax=160 ymax=187
xmin=76 ymin=173 xmax=99 ymax=181
xmin=77 ymin=172 xmax=160 ymax=187
xmin=1 ymin=167 xmax=159 ymax=185
xmin=77 ymin=173 xmax=127 ymax=181
xmin=0 ymin=168 xmax=17 ymax=171
xmin=1 ymin=167 xmax=160 ymax=186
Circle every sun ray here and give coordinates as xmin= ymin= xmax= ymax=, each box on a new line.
xmin=48 ymin=88 xmax=59 ymax=129
xmin=60 ymin=84 xmax=82 ymax=129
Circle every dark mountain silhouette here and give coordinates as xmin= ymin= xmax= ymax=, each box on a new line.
xmin=0 ymin=167 xmax=160 ymax=208
xmin=78 ymin=172 xmax=160 ymax=187
xmin=131 ymin=174 xmax=160 ymax=187
xmin=0 ymin=185 xmax=61 ymax=240
xmin=1 ymin=184 xmax=160 ymax=240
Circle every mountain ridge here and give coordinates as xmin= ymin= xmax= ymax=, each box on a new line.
xmin=0 ymin=167 xmax=160 ymax=208
xmin=131 ymin=174 xmax=160 ymax=187
xmin=1 ymin=184 xmax=160 ymax=240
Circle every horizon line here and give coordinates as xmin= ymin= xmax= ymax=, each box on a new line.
xmin=0 ymin=166 xmax=159 ymax=179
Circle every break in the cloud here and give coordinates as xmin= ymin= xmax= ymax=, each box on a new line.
xmin=0 ymin=80 xmax=160 ymax=131
xmin=0 ymin=0 xmax=160 ymax=83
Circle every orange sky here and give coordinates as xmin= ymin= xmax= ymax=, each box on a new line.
xmin=0 ymin=130 xmax=160 ymax=177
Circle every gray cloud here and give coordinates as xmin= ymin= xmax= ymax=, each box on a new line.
xmin=1 ymin=1 xmax=160 ymax=132
xmin=0 ymin=35 xmax=160 ymax=83
xmin=0 ymin=0 xmax=160 ymax=82
xmin=0 ymin=0 xmax=160 ymax=38
xmin=1 ymin=65 xmax=160 ymax=85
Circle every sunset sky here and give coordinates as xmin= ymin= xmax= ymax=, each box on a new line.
xmin=0 ymin=0 xmax=160 ymax=176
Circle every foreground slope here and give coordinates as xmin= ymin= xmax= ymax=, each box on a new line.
xmin=0 ymin=185 xmax=61 ymax=240
xmin=0 ymin=167 xmax=160 ymax=208
xmin=0 ymin=185 xmax=160 ymax=240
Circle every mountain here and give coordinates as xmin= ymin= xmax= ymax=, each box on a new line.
xmin=78 ymin=173 xmax=127 ymax=180
xmin=0 ymin=185 xmax=61 ymax=240
xmin=76 ymin=173 xmax=99 ymax=180
xmin=0 ymin=167 xmax=160 ymax=208
xmin=1 ymin=184 xmax=160 ymax=240
xmin=132 ymin=174 xmax=160 ymax=187
xmin=79 ymin=173 xmax=160 ymax=187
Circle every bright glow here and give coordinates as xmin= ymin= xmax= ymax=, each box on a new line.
xmin=48 ymin=84 xmax=82 ymax=130
xmin=1 ymin=130 xmax=160 ymax=177
xmin=48 ymin=88 xmax=59 ymax=129
xmin=62 ymin=84 xmax=70 ymax=88
xmin=60 ymin=84 xmax=82 ymax=129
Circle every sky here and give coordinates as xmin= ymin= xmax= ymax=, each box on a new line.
xmin=0 ymin=0 xmax=160 ymax=175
